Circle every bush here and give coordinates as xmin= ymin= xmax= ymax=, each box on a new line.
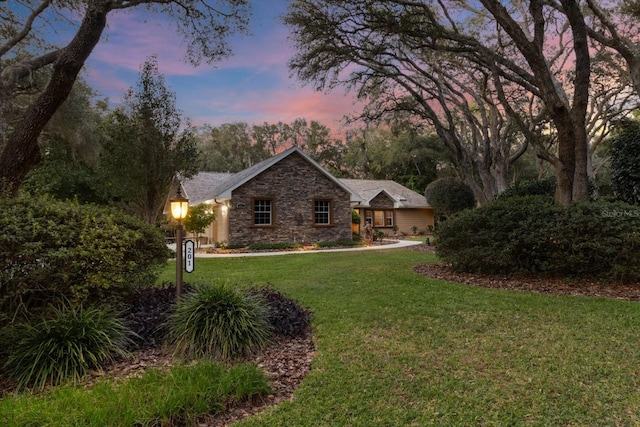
xmin=166 ymin=282 xmax=271 ymax=361
xmin=247 ymin=286 xmax=312 ymax=337
xmin=425 ymin=177 xmax=476 ymax=218
xmin=0 ymin=195 xmax=170 ymax=320
xmin=497 ymin=177 xmax=556 ymax=199
xmin=611 ymin=120 xmax=640 ymax=204
xmin=314 ymin=240 xmax=363 ymax=248
xmin=1 ymin=302 xmax=133 ymax=390
xmin=248 ymin=242 xmax=303 ymax=251
xmin=435 ymin=197 xmax=640 ymax=282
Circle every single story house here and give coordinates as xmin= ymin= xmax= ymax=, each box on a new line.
xmin=174 ymin=147 xmax=434 ymax=246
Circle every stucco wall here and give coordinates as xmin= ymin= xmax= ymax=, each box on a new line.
xmin=227 ymin=152 xmax=353 ymax=246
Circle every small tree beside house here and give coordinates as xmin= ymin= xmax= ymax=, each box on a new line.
xmin=184 ymin=203 xmax=216 ymax=247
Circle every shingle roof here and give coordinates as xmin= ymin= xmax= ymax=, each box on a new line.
xmin=181 ymin=147 xmax=362 ymax=203
xmin=339 ymin=179 xmax=431 ymax=208
xmin=181 ymin=172 xmax=232 ymax=204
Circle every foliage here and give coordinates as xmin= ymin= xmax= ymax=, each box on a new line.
xmin=21 ymin=137 xmax=107 ymax=204
xmin=352 ymin=209 xmax=361 ymax=225
xmin=184 ymin=203 xmax=216 ymax=243
xmin=0 ymin=0 xmax=249 ymax=195
xmin=166 ymin=282 xmax=271 ymax=361
xmin=497 ymin=176 xmax=556 ymax=199
xmin=248 ymin=242 xmax=303 ymax=251
xmin=0 ymin=194 xmax=170 ymax=320
xmin=196 ymin=118 xmax=344 ymax=174
xmin=0 ymin=362 xmax=269 ymax=426
xmin=314 ymin=240 xmax=363 ymax=248
xmin=611 ymin=120 xmax=640 ymax=204
xmin=425 ymin=177 xmax=476 ymax=218
xmin=1 ymin=302 xmax=133 ymax=390
xmin=435 ymin=196 xmax=640 ymax=281
xmin=99 ymin=56 xmax=199 ymax=223
xmin=342 ymin=125 xmax=443 ymax=193
xmin=197 ymin=122 xmax=269 ymax=172
xmin=20 ymin=80 xmax=108 ymax=203
xmin=247 ymin=285 xmax=312 ymax=337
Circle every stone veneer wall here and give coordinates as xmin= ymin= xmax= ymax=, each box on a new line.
xmin=228 ymin=152 xmax=353 ymax=246
xmin=368 ymin=192 xmax=394 ymax=209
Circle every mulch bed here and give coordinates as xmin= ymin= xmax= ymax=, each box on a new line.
xmin=413 ymin=262 xmax=640 ymax=301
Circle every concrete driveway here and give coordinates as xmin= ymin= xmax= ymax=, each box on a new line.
xmin=192 ymin=239 xmax=425 ymax=258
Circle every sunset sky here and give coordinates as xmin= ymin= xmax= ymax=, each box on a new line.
xmin=78 ymin=1 xmax=361 ymax=133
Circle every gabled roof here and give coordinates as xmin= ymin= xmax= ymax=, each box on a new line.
xmin=181 ymin=172 xmax=232 ymax=205
xmin=182 ymin=147 xmax=361 ymax=203
xmin=340 ymin=179 xmax=431 ymax=209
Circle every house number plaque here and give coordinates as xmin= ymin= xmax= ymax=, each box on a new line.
xmin=185 ymin=240 xmax=195 ymax=273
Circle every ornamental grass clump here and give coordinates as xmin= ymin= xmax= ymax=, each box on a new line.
xmin=1 ymin=302 xmax=133 ymax=390
xmin=166 ymin=282 xmax=271 ymax=361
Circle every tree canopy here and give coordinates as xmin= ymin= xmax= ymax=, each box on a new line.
xmin=284 ymin=0 xmax=635 ymax=205
xmin=0 ymin=0 xmax=250 ymax=196
xmin=99 ymin=56 xmax=199 ymax=224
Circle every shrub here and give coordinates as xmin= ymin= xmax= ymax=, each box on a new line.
xmin=435 ymin=196 xmax=640 ymax=281
xmin=352 ymin=209 xmax=361 ymax=225
xmin=0 ymin=195 xmax=170 ymax=320
xmin=611 ymin=120 xmax=640 ymax=204
xmin=314 ymin=240 xmax=363 ymax=248
xmin=1 ymin=302 xmax=133 ymax=390
xmin=247 ymin=285 xmax=312 ymax=337
xmin=247 ymin=242 xmax=303 ymax=251
xmin=166 ymin=282 xmax=271 ymax=361
xmin=425 ymin=177 xmax=476 ymax=218
xmin=497 ymin=177 xmax=556 ymax=199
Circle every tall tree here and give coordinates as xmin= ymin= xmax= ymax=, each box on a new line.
xmin=284 ymin=0 xmax=594 ymax=205
xmin=99 ymin=57 xmax=198 ymax=224
xmin=20 ymin=78 xmax=108 ymax=202
xmin=0 ymin=0 xmax=249 ymax=196
xmin=197 ymin=122 xmax=268 ymax=172
xmin=342 ymin=124 xmax=444 ymax=193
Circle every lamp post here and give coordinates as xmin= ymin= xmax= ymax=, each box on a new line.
xmin=170 ymin=188 xmax=189 ymax=298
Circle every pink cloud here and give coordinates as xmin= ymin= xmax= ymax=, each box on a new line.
xmin=188 ymin=86 xmax=363 ymax=135
xmin=92 ymin=11 xmax=196 ymax=75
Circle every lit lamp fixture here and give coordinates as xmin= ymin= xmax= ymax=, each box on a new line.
xmin=170 ymin=188 xmax=189 ymax=297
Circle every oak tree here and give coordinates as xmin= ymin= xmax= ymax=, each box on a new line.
xmin=0 ymin=0 xmax=249 ymax=196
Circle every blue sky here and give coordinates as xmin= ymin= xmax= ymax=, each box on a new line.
xmin=77 ymin=0 xmax=361 ymax=132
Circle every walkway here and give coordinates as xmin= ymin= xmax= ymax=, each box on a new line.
xmin=192 ymin=239 xmax=425 ymax=258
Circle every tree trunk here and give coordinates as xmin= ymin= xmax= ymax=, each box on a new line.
xmin=0 ymin=2 xmax=110 ymax=196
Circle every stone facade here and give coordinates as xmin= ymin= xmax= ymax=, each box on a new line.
xmin=369 ymin=192 xmax=394 ymax=209
xmin=227 ymin=152 xmax=353 ymax=246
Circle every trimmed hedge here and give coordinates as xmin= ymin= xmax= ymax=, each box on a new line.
xmin=435 ymin=196 xmax=640 ymax=282
xmin=0 ymin=195 xmax=170 ymax=320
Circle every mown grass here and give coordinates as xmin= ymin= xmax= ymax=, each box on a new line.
xmin=161 ymin=248 xmax=640 ymax=426
xmin=1 ymin=362 xmax=268 ymax=426
xmin=4 ymin=247 xmax=640 ymax=425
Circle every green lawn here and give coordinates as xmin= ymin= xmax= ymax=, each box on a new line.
xmin=163 ymin=249 xmax=640 ymax=426
xmin=4 ymin=248 xmax=640 ymax=426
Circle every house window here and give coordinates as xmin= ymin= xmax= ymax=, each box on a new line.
xmin=366 ymin=209 xmax=394 ymax=227
xmin=253 ymin=199 xmax=272 ymax=225
xmin=386 ymin=211 xmax=394 ymax=227
xmin=374 ymin=210 xmax=385 ymax=227
xmin=314 ymin=199 xmax=332 ymax=225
